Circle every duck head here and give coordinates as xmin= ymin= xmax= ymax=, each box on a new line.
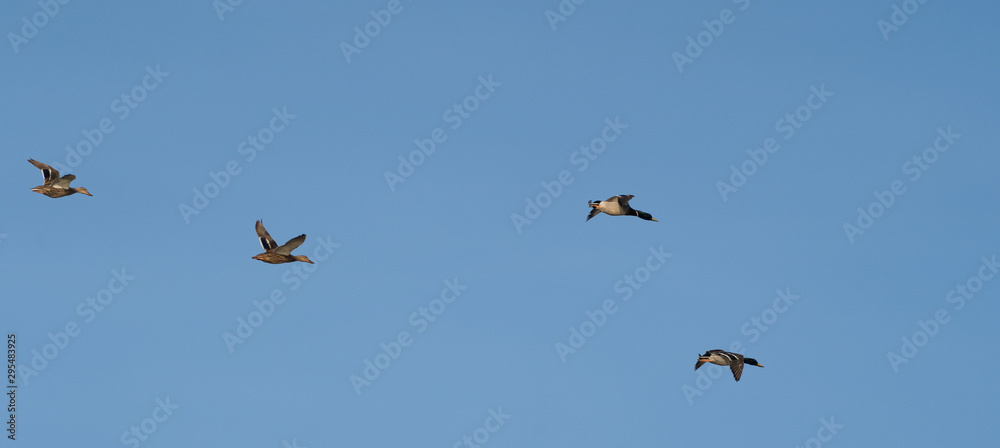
xmin=636 ymin=210 xmax=658 ymax=222
xmin=744 ymin=358 xmax=763 ymax=368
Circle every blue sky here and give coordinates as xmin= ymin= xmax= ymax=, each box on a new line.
xmin=3 ymin=1 xmax=999 ymax=446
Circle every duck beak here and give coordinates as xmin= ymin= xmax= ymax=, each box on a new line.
xmin=651 ymin=218 xmax=659 ymax=222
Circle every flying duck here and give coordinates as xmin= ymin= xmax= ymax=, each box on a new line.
xmin=695 ymin=350 xmax=763 ymax=382
xmin=28 ymin=159 xmax=92 ymax=198
xmin=252 ymin=220 xmax=314 ymax=264
xmin=586 ymin=195 xmax=657 ymax=222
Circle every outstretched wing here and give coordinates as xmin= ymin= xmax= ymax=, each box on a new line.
xmin=28 ymin=159 xmax=60 ymax=186
xmin=275 ymin=234 xmax=306 ymax=255
xmin=695 ymin=359 xmax=708 ymax=370
xmin=51 ymin=174 xmax=76 ymax=189
xmin=615 ymin=195 xmax=635 ymax=208
xmin=255 ymin=220 xmax=279 ymax=252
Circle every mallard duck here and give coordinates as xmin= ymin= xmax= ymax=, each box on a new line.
xmin=695 ymin=350 xmax=763 ymax=382
xmin=586 ymin=195 xmax=657 ymax=222
xmin=28 ymin=159 xmax=92 ymax=198
xmin=252 ymin=220 xmax=314 ymax=264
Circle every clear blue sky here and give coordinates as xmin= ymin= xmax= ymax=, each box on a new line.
xmin=3 ymin=1 xmax=999 ymax=446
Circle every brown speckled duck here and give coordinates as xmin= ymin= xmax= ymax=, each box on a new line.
xmin=252 ymin=220 xmax=314 ymax=264
xmin=28 ymin=159 xmax=92 ymax=198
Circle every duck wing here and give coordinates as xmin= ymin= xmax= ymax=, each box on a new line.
xmin=255 ymin=220 xmax=279 ymax=252
xmin=615 ymin=195 xmax=635 ymax=209
xmin=51 ymin=174 xmax=76 ymax=189
xmin=729 ymin=354 xmax=746 ymax=381
xmin=275 ymin=234 xmax=306 ymax=255
xmin=28 ymin=159 xmax=60 ymax=186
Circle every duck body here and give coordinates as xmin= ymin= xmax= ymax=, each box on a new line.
xmin=695 ymin=349 xmax=763 ymax=382
xmin=587 ymin=195 xmax=657 ymax=222
xmin=252 ymin=220 xmax=314 ymax=264
xmin=31 ymin=184 xmax=91 ymax=198
xmin=28 ymin=159 xmax=92 ymax=198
